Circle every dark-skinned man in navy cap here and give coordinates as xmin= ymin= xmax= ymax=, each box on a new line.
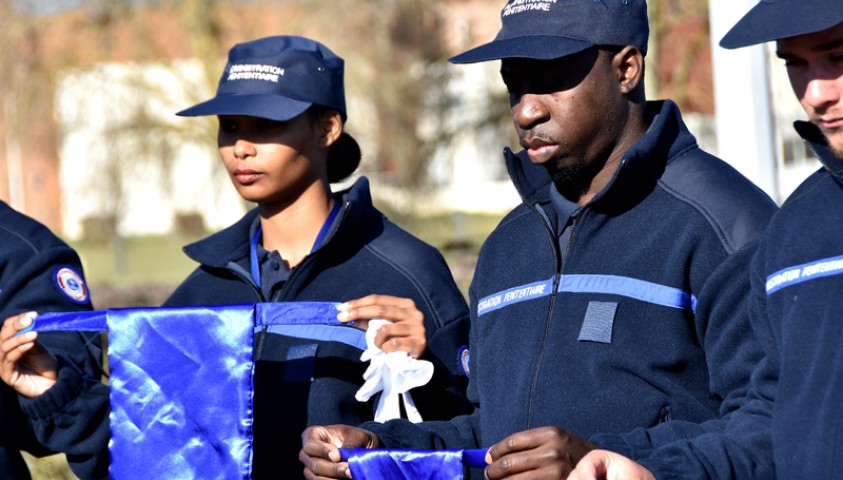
xmin=569 ymin=1 xmax=843 ymax=478
xmin=301 ymin=0 xmax=780 ymax=478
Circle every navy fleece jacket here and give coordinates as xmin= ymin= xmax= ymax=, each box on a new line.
xmin=636 ymin=121 xmax=843 ymax=479
xmin=364 ymin=100 xmax=777 ymax=477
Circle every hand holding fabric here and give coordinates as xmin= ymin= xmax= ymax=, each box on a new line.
xmin=485 ymin=426 xmax=597 ymax=479
xmin=300 ymin=424 xmax=380 ymax=479
xmin=566 ymin=449 xmax=656 ymax=480
xmin=337 ymin=295 xmax=427 ymax=358
xmin=0 ymin=312 xmax=59 ymax=398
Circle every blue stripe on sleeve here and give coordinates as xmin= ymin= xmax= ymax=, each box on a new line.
xmin=765 ymin=253 xmax=843 ymax=295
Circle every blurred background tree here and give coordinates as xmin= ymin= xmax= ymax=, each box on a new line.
xmin=648 ymin=0 xmax=713 ymax=113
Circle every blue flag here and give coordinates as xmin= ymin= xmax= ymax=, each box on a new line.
xmin=27 ymin=303 xmax=341 ymax=479
xmin=26 ymin=303 xmax=487 ymax=479
xmin=340 ymin=448 xmax=488 ymax=479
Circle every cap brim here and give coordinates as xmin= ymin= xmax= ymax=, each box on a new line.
xmin=176 ymin=94 xmax=312 ymax=121
xmin=721 ymin=4 xmax=843 ymax=49
xmin=449 ymin=35 xmax=593 ymax=64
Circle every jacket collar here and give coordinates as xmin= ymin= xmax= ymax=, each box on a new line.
xmin=794 ymin=120 xmax=843 ymax=181
xmin=182 ymin=176 xmax=374 ymax=268
xmin=505 ymin=99 xmax=697 ymax=206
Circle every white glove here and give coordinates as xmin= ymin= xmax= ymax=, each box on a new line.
xmin=354 ymin=319 xmax=433 ymax=423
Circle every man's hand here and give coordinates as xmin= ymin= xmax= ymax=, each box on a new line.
xmin=337 ymin=295 xmax=427 ymax=359
xmin=485 ymin=426 xmax=597 ymax=479
xmin=300 ymin=424 xmax=380 ymax=479
xmin=567 ymin=449 xmax=656 ymax=480
xmin=0 ymin=312 xmax=59 ymax=398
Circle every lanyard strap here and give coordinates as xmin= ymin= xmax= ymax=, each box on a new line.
xmin=250 ymin=201 xmax=341 ymax=287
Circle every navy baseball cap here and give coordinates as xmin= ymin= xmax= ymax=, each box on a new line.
xmin=721 ymin=0 xmax=843 ymax=49
xmin=449 ymin=0 xmax=649 ymax=64
xmin=177 ymin=35 xmax=346 ymax=121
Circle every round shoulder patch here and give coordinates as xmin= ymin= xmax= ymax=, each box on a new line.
xmin=54 ymin=266 xmax=90 ymax=304
xmin=458 ymin=346 xmax=470 ymax=378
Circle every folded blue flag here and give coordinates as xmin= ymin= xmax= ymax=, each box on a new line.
xmin=340 ymin=448 xmax=488 ymax=479
xmin=26 ymin=303 xmax=487 ymax=479
xmin=27 ymin=303 xmax=342 ymax=480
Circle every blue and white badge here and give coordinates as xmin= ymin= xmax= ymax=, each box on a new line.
xmin=54 ymin=266 xmax=90 ymax=304
xmin=459 ymin=346 xmax=470 ymax=378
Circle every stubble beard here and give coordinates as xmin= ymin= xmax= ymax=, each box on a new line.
xmin=548 ymin=162 xmax=585 ymax=186
xmin=827 ymin=129 xmax=843 ymax=161
xmin=818 ymin=124 xmax=843 ymax=161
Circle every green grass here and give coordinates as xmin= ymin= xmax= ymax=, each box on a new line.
xmin=390 ymin=211 xmax=502 ymax=252
xmin=68 ymin=234 xmax=200 ymax=288
xmin=23 ymin=452 xmax=75 ymax=480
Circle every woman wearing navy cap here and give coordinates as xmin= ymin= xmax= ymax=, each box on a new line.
xmin=0 ymin=35 xmax=471 ymax=479
xmin=166 ymin=34 xmax=472 ymax=477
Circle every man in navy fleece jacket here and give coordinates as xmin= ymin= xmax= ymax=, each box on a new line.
xmin=568 ymin=1 xmax=843 ymax=479
xmin=300 ymin=1 xmax=779 ymax=478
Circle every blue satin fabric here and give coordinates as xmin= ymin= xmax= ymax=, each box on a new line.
xmin=26 ymin=302 xmax=342 ymax=479
xmin=21 ymin=309 xmax=108 ymax=333
xmin=339 ymin=448 xmax=488 ymax=480
xmin=109 ymin=306 xmax=256 ymax=479
xmin=256 ymin=302 xmax=342 ymax=327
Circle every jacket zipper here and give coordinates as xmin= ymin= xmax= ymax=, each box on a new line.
xmin=525 ymin=204 xmax=579 ymax=427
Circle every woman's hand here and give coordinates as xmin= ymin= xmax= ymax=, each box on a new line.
xmin=337 ymin=295 xmax=427 ymax=358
